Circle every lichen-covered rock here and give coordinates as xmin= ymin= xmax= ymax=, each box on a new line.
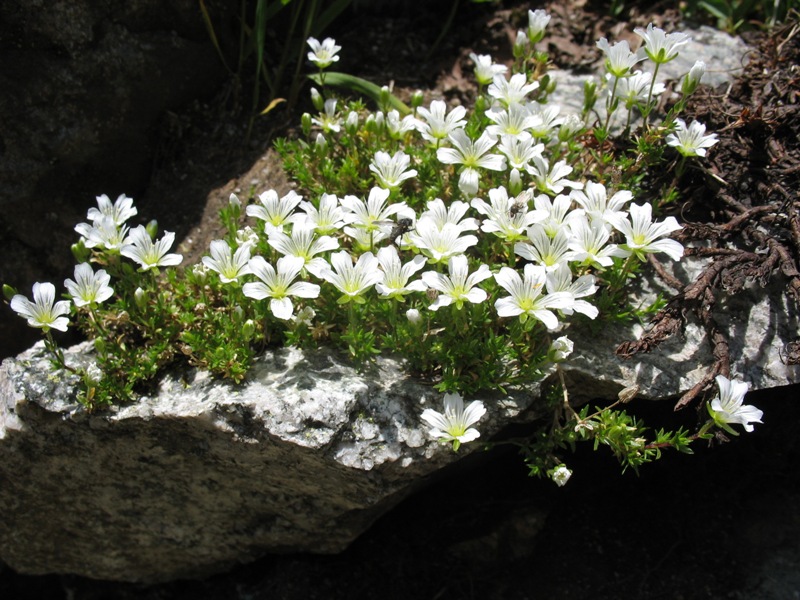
xmin=0 ymin=343 xmax=540 ymax=583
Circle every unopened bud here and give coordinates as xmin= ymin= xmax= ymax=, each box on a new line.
xmin=134 ymin=287 xmax=147 ymax=310
xmin=315 ymin=132 xmax=328 ymax=155
xmin=681 ymin=60 xmax=706 ymax=96
xmin=583 ymin=78 xmax=598 ymax=113
xmin=3 ymin=284 xmax=17 ymax=301
xmin=301 ymin=112 xmax=312 ymax=137
xmin=558 ymin=114 xmax=585 ymax=142
xmin=310 ymin=87 xmax=324 ymax=112
xmin=406 ymin=308 xmax=422 ymax=325
xmin=232 ymin=305 xmax=244 ymax=324
xmin=509 ymin=168 xmax=523 ymax=196
xmin=145 ymin=220 xmax=158 ymax=240
xmin=345 ymin=111 xmax=359 ymax=135
xmin=379 ymin=85 xmax=391 ymax=112
xmin=242 ymin=319 xmax=256 ymax=341
xmin=71 ymin=240 xmax=90 ymax=264
xmin=513 ymin=30 xmax=530 ymax=59
xmin=411 ymin=90 xmax=424 ymax=110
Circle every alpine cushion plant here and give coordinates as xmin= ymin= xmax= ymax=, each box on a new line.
xmin=4 ymin=12 xmax=761 ymax=479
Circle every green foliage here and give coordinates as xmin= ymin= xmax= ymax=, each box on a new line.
xmin=682 ymin=0 xmax=799 ymax=31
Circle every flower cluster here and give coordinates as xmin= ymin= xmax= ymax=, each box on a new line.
xmin=4 ymin=12 xmax=743 ymax=470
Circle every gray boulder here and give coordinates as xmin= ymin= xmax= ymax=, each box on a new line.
xmin=1 ymin=251 xmax=797 ymax=582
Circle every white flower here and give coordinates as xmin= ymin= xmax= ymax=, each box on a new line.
xmin=471 ymin=187 xmax=542 ymax=242
xmin=385 ymin=109 xmax=418 ymax=139
xmin=243 ymin=255 xmax=320 ymax=320
xmin=634 ymin=24 xmax=690 ymax=64
xmin=615 ymin=70 xmax=665 ymax=109
xmin=496 ymin=134 xmax=544 ymax=170
xmin=487 ymin=73 xmax=539 ymax=106
xmin=665 ymin=119 xmax=719 ymax=158
xmin=64 ymin=263 xmax=113 ymax=307
xmin=596 ymin=38 xmax=644 ymax=78
xmin=318 ymin=250 xmax=382 ymax=302
xmin=527 ymin=9 xmax=551 ymax=43
xmin=341 ymin=187 xmax=413 ymax=232
xmin=87 ymin=194 xmax=137 ymax=226
xmin=120 ymin=225 xmax=182 ymax=271
xmin=202 ymin=239 xmax=253 ymax=284
xmin=75 ymin=216 xmax=130 ymax=251
xmin=567 ymin=216 xmax=625 ymax=269
xmin=545 ymin=263 xmax=599 ymax=319
xmin=608 ymin=202 xmax=684 ymax=261
xmin=311 ymin=98 xmax=341 ymax=133
xmin=415 ymin=100 xmax=467 ymax=144
xmin=469 ymin=53 xmax=508 ymax=86
xmin=485 ymin=104 xmax=536 ymax=138
xmin=569 ymin=181 xmax=631 ymax=228
xmin=246 ymin=189 xmax=304 ymax=235
xmin=407 ymin=221 xmax=478 ymax=264
xmin=369 ymin=150 xmax=418 ymax=189
xmin=514 ymin=224 xmax=574 ymax=271
xmin=437 ymin=129 xmax=506 ymax=197
xmin=548 ymin=336 xmax=573 ymax=362
xmin=421 ymin=392 xmax=486 ymax=450
xmin=11 ymin=282 xmax=70 ymax=332
xmin=527 ymin=103 xmax=565 ymax=139
xmin=298 ymin=193 xmax=346 ymax=235
xmin=527 ymin=155 xmax=582 ymax=195
xmin=708 ymin=375 xmax=763 ymax=433
xmin=494 ymin=264 xmax=572 ymax=329
xmin=532 ymin=193 xmax=584 ymax=237
xmin=550 ymin=464 xmax=572 ymax=487
xmin=375 ymin=246 xmax=427 ymax=300
xmin=417 ymin=198 xmax=479 ymax=232
xmin=306 ymin=37 xmax=341 ymax=69
xmin=235 ymin=226 xmax=260 ymax=248
xmin=421 ymin=254 xmax=491 ymax=310
xmin=268 ymin=222 xmax=339 ymax=277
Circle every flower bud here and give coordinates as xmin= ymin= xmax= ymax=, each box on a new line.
xmin=527 ymin=9 xmax=551 ymax=44
xmin=513 ymin=30 xmax=530 ymax=59
xmin=379 ymin=85 xmax=391 ymax=112
xmin=301 ymin=112 xmax=312 ymax=137
xmin=345 ymin=110 xmax=359 ymax=135
xmin=582 ymin=78 xmax=598 ymax=114
xmin=310 ymin=87 xmax=324 ymax=112
xmin=71 ymin=239 xmax=90 ymax=264
xmin=411 ymin=89 xmax=424 ymax=110
xmin=3 ymin=284 xmax=17 ymax=302
xmin=406 ymin=308 xmax=422 ymax=325
xmin=93 ymin=337 xmax=106 ymax=355
xmin=558 ymin=114 xmax=585 ymax=142
xmin=145 ymin=220 xmax=158 ymax=240
xmin=191 ymin=263 xmax=208 ymax=285
xmin=508 ymin=168 xmax=523 ymax=196
xmin=134 ymin=287 xmax=147 ymax=310
xmin=241 ymin=319 xmax=256 ymax=341
xmin=232 ymin=305 xmax=244 ymax=324
xmin=681 ymin=60 xmax=706 ymax=96
xmin=315 ymin=132 xmax=328 ymax=155
xmin=364 ymin=113 xmax=377 ymax=135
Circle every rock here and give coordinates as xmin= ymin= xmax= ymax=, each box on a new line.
xmin=1 ymin=250 xmax=797 ymax=583
xmin=0 ymin=342 xmax=540 ymax=583
xmin=0 ymin=0 xmax=231 ymax=357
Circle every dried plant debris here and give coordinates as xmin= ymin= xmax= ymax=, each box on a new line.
xmin=616 ymin=21 xmax=800 ymax=409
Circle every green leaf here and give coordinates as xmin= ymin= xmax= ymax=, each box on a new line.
xmin=308 ymin=73 xmax=411 ymax=115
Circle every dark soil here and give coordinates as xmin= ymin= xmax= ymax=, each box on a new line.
xmin=2 ymin=0 xmax=799 ymax=598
